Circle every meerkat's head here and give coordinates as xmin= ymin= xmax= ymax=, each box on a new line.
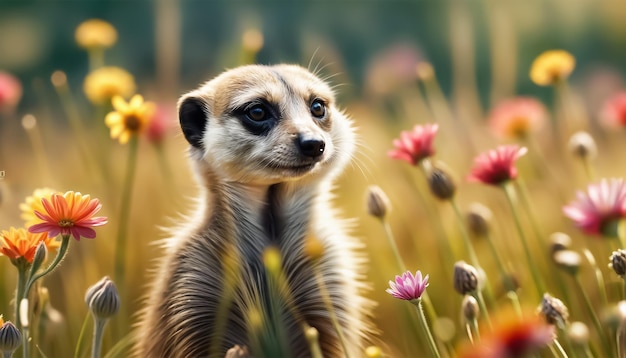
xmin=178 ymin=64 xmax=354 ymax=185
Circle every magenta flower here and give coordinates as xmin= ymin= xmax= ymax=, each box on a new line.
xmin=386 ymin=270 xmax=429 ymax=301
xmin=563 ymin=178 xmax=626 ymax=237
xmin=467 ymin=145 xmax=528 ymax=186
xmin=388 ymin=124 xmax=438 ymax=165
xmin=28 ymin=191 xmax=108 ymax=240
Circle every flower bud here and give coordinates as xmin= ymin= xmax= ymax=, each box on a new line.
xmin=427 ymin=164 xmax=456 ymax=200
xmin=466 ymin=203 xmax=492 ymax=237
xmin=610 ymin=249 xmax=626 ymax=276
xmin=553 ymin=250 xmax=581 ymax=276
xmin=416 ymin=62 xmax=434 ymax=81
xmin=366 ymin=185 xmax=390 ymax=219
xmin=568 ymin=131 xmax=597 ymax=160
xmin=462 ymin=295 xmax=479 ymax=322
xmin=30 ymin=241 xmax=47 ymax=274
xmin=453 ymin=261 xmax=479 ymax=295
xmin=567 ymin=321 xmax=589 ymax=347
xmin=539 ymin=293 xmax=569 ymax=328
xmin=85 ymin=276 xmax=120 ymax=320
xmin=549 ymin=232 xmax=571 ymax=255
xmin=0 ymin=320 xmax=21 ymax=353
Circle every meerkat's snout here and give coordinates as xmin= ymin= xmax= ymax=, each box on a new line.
xmin=296 ymin=133 xmax=325 ymax=159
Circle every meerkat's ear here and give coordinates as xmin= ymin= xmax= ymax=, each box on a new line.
xmin=179 ymin=95 xmax=209 ymax=149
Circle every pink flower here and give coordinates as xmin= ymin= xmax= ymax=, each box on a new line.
xmin=388 ymin=124 xmax=438 ymax=165
xmin=0 ymin=71 xmax=22 ymax=114
xmin=563 ymin=178 xmax=626 ymax=237
xmin=145 ymin=104 xmax=174 ymax=144
xmin=467 ymin=145 xmax=528 ymax=186
xmin=488 ymin=97 xmax=547 ymax=139
xmin=601 ymin=92 xmax=626 ymax=128
xmin=386 ymin=270 xmax=429 ymax=301
xmin=28 ymin=191 xmax=108 ymax=241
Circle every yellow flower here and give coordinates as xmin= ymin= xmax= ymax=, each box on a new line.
xmin=105 ymin=95 xmax=155 ymax=144
xmin=83 ymin=67 xmax=136 ymax=105
xmin=19 ymin=188 xmax=58 ymax=228
xmin=75 ymin=19 xmax=118 ymax=50
xmin=529 ymin=50 xmax=575 ymax=86
xmin=0 ymin=227 xmax=60 ymax=264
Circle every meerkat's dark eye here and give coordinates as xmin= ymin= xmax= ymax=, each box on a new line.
xmin=246 ymin=104 xmax=268 ymax=122
xmin=310 ymin=100 xmax=326 ymax=118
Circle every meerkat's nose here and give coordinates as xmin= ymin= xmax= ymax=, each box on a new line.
xmin=297 ymin=135 xmax=325 ymax=158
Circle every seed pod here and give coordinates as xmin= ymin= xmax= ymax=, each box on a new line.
xmin=462 ymin=295 xmax=480 ymax=322
xmin=539 ymin=293 xmax=569 ymax=327
xmin=453 ymin=261 xmax=479 ymax=295
xmin=466 ymin=203 xmax=492 ymax=237
xmin=427 ymin=164 xmax=456 ymax=200
xmin=610 ymin=249 xmax=626 ymax=276
xmin=85 ymin=276 xmax=120 ymax=320
xmin=366 ymin=185 xmax=390 ymax=219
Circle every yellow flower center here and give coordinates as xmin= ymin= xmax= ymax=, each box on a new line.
xmin=59 ymin=220 xmax=74 ymax=228
xmin=125 ymin=115 xmax=141 ymax=131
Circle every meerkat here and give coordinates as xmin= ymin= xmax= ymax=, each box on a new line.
xmin=134 ymin=64 xmax=373 ymax=358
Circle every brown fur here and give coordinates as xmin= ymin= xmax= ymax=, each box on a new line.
xmin=134 ymin=65 xmax=373 ymax=357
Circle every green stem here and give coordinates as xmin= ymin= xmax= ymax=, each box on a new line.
xmin=304 ymin=326 xmax=323 ymax=358
xmin=91 ymin=318 xmax=107 ymax=358
xmin=413 ymin=300 xmax=441 ymax=358
xmin=114 ymin=136 xmax=139 ymax=285
xmin=74 ymin=314 xmax=91 ymax=358
xmin=154 ymin=143 xmax=174 ymax=189
xmin=506 ymin=291 xmax=523 ymax=320
xmin=573 ymin=275 xmax=610 ymax=356
xmin=450 ymin=199 xmax=495 ymax=308
xmin=21 ymin=324 xmax=29 ymax=358
xmin=582 ymin=249 xmax=608 ymax=307
xmin=24 ymin=236 xmax=70 ymax=300
xmin=553 ymin=339 xmax=568 ymax=358
xmin=473 ymin=290 xmax=493 ymax=331
xmin=502 ymin=182 xmax=545 ymax=297
xmin=381 ymin=219 xmax=405 ymax=272
xmin=314 ymin=267 xmax=350 ymax=358
xmin=15 ymin=263 xmax=27 ymax=331
xmin=450 ymin=199 xmax=479 ymax=270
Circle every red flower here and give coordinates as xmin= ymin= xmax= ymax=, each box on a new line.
xmin=388 ymin=124 xmax=438 ymax=165
xmin=28 ymin=191 xmax=108 ymax=240
xmin=467 ymin=145 xmax=527 ymax=186
xmin=601 ymin=92 xmax=626 ymax=128
xmin=488 ymin=97 xmax=547 ymax=139
xmin=563 ymin=178 xmax=626 ymax=237
xmin=459 ymin=313 xmax=555 ymax=358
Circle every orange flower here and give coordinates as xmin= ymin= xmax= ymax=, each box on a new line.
xmin=28 ymin=191 xmax=107 ymax=241
xmin=19 ymin=188 xmax=58 ymax=228
xmin=488 ymin=97 xmax=547 ymax=139
xmin=105 ymin=94 xmax=156 ymax=144
xmin=529 ymin=50 xmax=575 ymax=86
xmin=0 ymin=227 xmax=60 ymax=263
xmin=459 ymin=312 xmax=555 ymax=357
